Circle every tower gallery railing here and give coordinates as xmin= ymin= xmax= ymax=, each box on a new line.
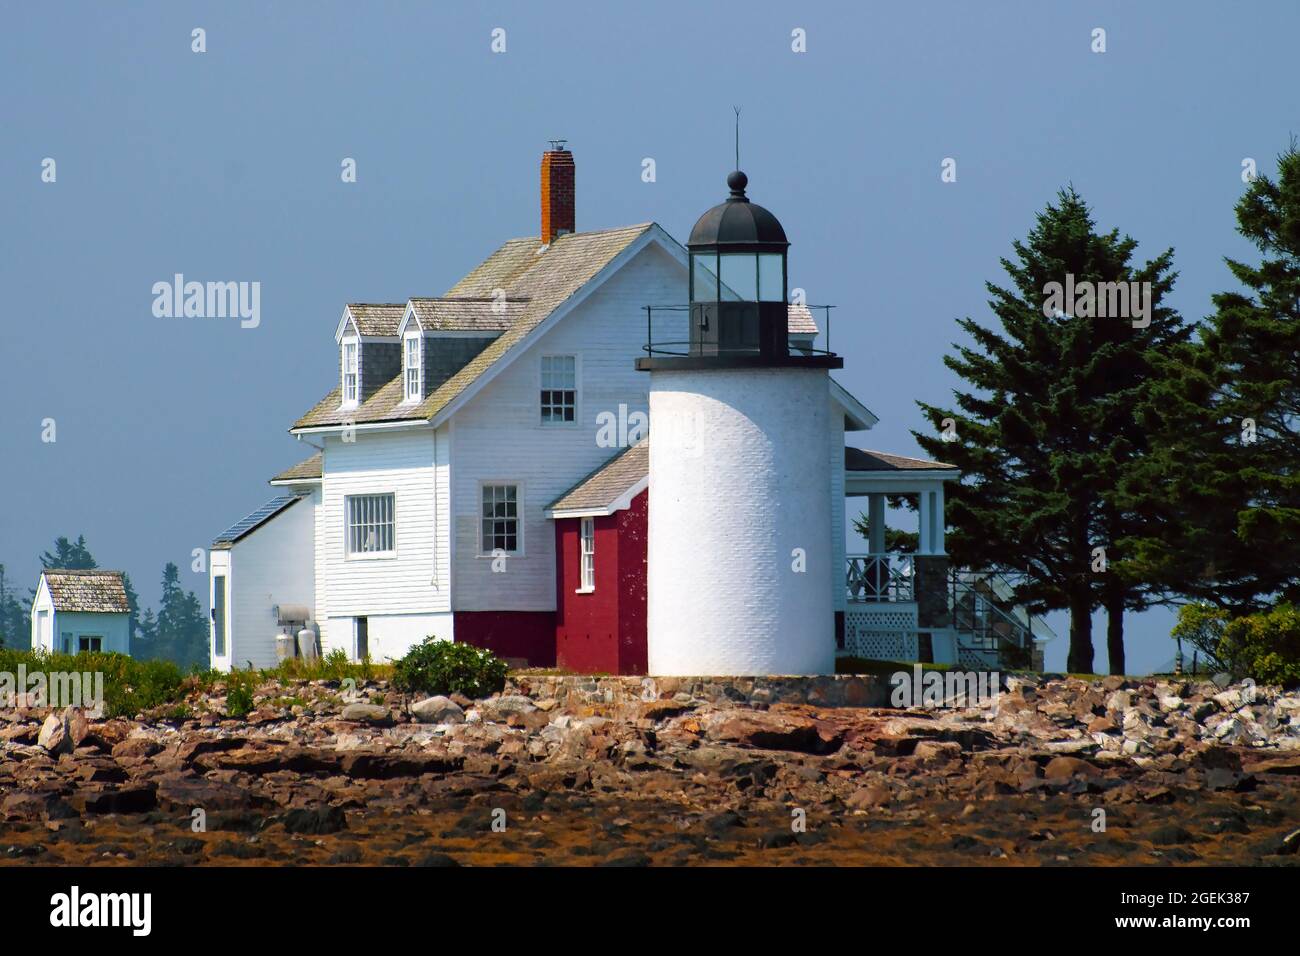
xmin=641 ymin=304 xmax=837 ymax=357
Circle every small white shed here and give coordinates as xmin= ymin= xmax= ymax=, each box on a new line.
xmin=30 ymin=570 xmax=132 ymax=655
xmin=210 ymin=490 xmax=317 ymax=671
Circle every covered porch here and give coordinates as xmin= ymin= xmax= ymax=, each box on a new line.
xmin=840 ymin=449 xmax=960 ymax=664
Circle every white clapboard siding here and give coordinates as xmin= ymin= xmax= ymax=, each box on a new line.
xmin=450 ymin=242 xmax=687 ymax=611
xmin=320 ymin=427 xmax=449 ymax=619
xmin=222 ymin=495 xmax=316 ymax=671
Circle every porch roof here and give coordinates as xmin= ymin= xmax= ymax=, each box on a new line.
xmin=845 ymin=448 xmax=957 ymax=473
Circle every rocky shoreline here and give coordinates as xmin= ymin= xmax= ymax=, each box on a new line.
xmin=2 ymin=673 xmax=1298 ymax=866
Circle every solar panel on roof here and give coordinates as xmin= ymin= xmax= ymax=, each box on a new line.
xmin=213 ymin=494 xmax=304 ymax=546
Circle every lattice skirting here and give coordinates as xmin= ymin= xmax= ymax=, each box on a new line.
xmin=845 ymin=605 xmax=919 ymax=661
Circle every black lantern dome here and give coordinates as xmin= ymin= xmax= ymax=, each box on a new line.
xmin=636 ymin=169 xmax=841 ymax=372
xmin=687 ymin=171 xmax=789 ymax=248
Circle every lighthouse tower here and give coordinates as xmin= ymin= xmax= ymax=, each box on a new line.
xmin=637 ymin=171 xmax=842 ymax=676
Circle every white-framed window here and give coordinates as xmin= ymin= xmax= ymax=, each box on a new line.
xmin=579 ymin=517 xmax=595 ymax=592
xmin=78 ymin=636 xmax=102 ymax=653
xmin=540 ymin=355 xmax=576 ymax=424
xmin=480 ymin=483 xmax=521 ymax=554
xmin=346 ymin=493 xmax=395 ymax=557
xmin=341 ymin=339 xmax=359 ymax=406
xmin=403 ymin=333 xmax=422 ymax=403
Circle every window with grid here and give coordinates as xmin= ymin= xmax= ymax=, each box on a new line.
xmin=404 ymin=335 xmax=422 ymax=402
xmin=579 ymin=517 xmax=595 ymax=591
xmin=346 ymin=493 xmax=395 ymax=556
xmin=342 ymin=340 xmax=359 ymax=405
xmin=540 ymin=355 xmax=576 ymax=423
xmin=481 ymin=484 xmax=519 ymax=553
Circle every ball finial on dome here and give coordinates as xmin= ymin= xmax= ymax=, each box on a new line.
xmin=726 ymin=169 xmax=748 ymax=197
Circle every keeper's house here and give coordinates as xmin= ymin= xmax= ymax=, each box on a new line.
xmin=208 ymin=145 xmax=1052 ymax=675
xmin=30 ymin=570 xmax=131 ymax=655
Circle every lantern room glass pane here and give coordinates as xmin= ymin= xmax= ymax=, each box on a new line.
xmin=691 ymin=254 xmax=719 ymax=302
xmin=719 ymin=254 xmax=758 ymax=302
xmin=758 ymin=254 xmax=784 ymax=301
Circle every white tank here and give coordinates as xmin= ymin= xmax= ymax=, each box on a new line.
xmin=646 ymin=366 xmax=834 ymax=675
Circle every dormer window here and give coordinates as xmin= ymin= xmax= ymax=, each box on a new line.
xmin=403 ymin=333 xmax=422 ymax=403
xmin=341 ymin=339 xmax=359 ymax=406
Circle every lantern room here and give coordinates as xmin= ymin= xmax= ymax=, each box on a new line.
xmin=686 ymin=170 xmax=794 ymax=359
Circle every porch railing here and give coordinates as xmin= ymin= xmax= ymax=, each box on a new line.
xmin=846 ymin=553 xmax=914 ymax=603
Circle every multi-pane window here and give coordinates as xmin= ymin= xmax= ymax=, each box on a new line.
xmin=540 ymin=355 xmax=576 ymax=423
xmin=481 ymin=484 xmax=520 ymax=553
xmin=79 ymin=636 xmax=102 ymax=653
xmin=404 ymin=335 xmax=422 ymax=402
xmin=342 ymin=340 xmax=359 ymax=405
xmin=579 ymin=517 xmax=595 ymax=591
xmin=346 ymin=493 xmax=395 ymax=556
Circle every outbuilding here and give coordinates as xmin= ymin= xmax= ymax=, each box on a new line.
xmin=30 ymin=569 xmax=131 ymax=655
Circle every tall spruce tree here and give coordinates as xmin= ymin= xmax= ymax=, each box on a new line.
xmin=1132 ymin=142 xmax=1300 ymax=611
xmin=916 ymin=188 xmax=1186 ymax=673
xmin=155 ymin=562 xmax=208 ymax=669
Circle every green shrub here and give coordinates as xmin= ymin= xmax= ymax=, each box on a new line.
xmin=391 ymin=638 xmax=507 ymax=699
xmin=1219 ymin=604 xmax=1300 ymax=689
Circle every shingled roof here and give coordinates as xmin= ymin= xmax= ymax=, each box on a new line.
xmin=343 ymin=303 xmax=406 ymax=337
xmin=845 ymin=448 xmax=957 ymax=471
xmin=788 ymin=304 xmax=819 ymax=336
xmin=270 ymin=453 xmax=322 ymax=484
xmin=407 ymin=297 xmax=524 ymax=333
xmin=41 ymin=570 xmax=130 ymax=614
xmin=547 ymin=442 xmax=650 ymax=516
xmin=293 ymin=224 xmax=655 ymax=431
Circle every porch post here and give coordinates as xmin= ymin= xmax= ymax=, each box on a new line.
xmin=918 ymin=490 xmax=932 ymax=555
xmin=933 ymin=484 xmax=946 ymax=555
xmin=868 ymin=493 xmax=886 ymax=553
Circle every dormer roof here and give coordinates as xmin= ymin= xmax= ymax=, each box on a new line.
xmin=335 ymin=303 xmax=405 ymax=342
xmin=294 ymin=223 xmax=660 ymax=432
xmin=399 ymin=297 xmax=525 ymax=336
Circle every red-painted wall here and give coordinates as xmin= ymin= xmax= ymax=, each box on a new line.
xmin=554 ymin=489 xmax=648 ymax=675
xmin=454 ymin=610 xmax=556 ymax=667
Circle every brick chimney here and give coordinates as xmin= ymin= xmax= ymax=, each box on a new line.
xmin=540 ymin=142 xmax=575 ymax=244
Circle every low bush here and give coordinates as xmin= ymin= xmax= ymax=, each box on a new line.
xmin=391 ymin=638 xmax=507 ymax=699
xmin=1173 ymin=602 xmax=1300 ymax=688
xmin=1219 ymin=604 xmax=1300 ymax=689
xmin=0 ymin=648 xmax=187 ymax=718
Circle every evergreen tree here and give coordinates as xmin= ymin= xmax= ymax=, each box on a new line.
xmin=0 ymin=565 xmax=30 ymax=648
xmin=915 ymin=188 xmax=1186 ymax=673
xmin=1132 ymin=142 xmax=1300 ymax=613
xmin=40 ymin=535 xmax=97 ymax=570
xmin=154 ymin=562 xmax=208 ymax=669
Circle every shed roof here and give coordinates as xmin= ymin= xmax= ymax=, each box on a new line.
xmin=41 ymin=570 xmax=130 ymax=614
xmin=212 ymin=494 xmax=306 ymax=548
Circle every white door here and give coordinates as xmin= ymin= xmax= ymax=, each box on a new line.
xmin=36 ymin=610 xmax=50 ymax=651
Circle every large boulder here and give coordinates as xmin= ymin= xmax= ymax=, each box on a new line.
xmin=340 ymin=703 xmax=393 ymax=726
xmin=37 ymin=712 xmax=72 ymax=755
xmin=410 ymin=696 xmax=464 ymax=725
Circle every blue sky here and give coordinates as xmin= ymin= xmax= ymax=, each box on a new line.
xmin=2 ymin=1 xmax=1296 ymax=672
